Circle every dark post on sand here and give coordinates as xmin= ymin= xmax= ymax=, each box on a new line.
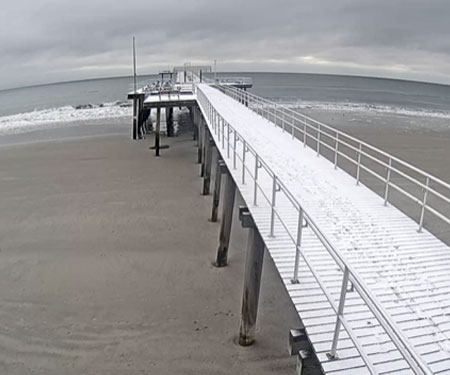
xmin=238 ymin=207 xmax=265 ymax=346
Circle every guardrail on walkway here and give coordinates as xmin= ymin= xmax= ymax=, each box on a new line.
xmin=216 ymin=85 xmax=450 ymax=237
xmin=197 ymin=85 xmax=433 ymax=375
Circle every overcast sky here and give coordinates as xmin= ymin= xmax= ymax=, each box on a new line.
xmin=2 ymin=0 xmax=450 ymax=89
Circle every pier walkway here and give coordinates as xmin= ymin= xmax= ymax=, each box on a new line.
xmin=193 ymin=84 xmax=450 ymax=375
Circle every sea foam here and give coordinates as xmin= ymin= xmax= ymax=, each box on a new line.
xmin=0 ymin=102 xmax=132 ymax=135
xmin=276 ymin=100 xmax=450 ymax=120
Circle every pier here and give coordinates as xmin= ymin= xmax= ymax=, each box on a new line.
xmin=127 ymin=66 xmax=450 ymax=375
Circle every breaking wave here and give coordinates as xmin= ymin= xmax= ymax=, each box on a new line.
xmin=276 ymin=100 xmax=450 ymax=120
xmin=0 ymin=101 xmax=132 ymax=135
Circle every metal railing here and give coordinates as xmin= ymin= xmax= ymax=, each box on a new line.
xmin=216 ymin=84 xmax=450 ymax=236
xmin=196 ymin=85 xmax=433 ymax=375
xmin=214 ymin=76 xmax=253 ymax=85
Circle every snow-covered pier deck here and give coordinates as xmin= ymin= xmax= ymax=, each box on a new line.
xmin=191 ymin=83 xmax=450 ymax=375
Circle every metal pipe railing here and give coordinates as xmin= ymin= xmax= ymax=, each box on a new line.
xmin=215 ymin=84 xmax=450 ymax=234
xmin=196 ymin=85 xmax=434 ymax=375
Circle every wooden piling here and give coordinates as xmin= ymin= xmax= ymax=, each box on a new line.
xmin=166 ymin=107 xmax=174 ymax=137
xmin=137 ymin=95 xmax=143 ymax=139
xmin=197 ymin=111 xmax=203 ymax=164
xmin=132 ymin=97 xmax=137 ymax=140
xmin=202 ymin=138 xmax=214 ymax=195
xmin=201 ymin=122 xmax=207 ymax=177
xmin=238 ymin=206 xmax=265 ymax=346
xmin=155 ymin=108 xmax=161 ymax=156
xmin=211 ymin=160 xmax=226 ymax=222
xmin=193 ymin=106 xmax=198 ymax=141
xmin=215 ymin=172 xmax=236 ymax=267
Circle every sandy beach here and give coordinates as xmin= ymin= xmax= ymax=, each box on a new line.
xmin=0 ymin=107 xmax=449 ymax=374
xmin=0 ymin=126 xmax=301 ymax=374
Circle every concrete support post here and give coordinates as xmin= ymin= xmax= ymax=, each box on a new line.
xmin=154 ymin=108 xmax=161 ymax=156
xmin=288 ymin=328 xmax=309 ymax=355
xmin=132 ymin=97 xmax=137 ymax=140
xmin=166 ymin=107 xmax=174 ymax=137
xmin=202 ymin=138 xmax=214 ymax=195
xmin=193 ymin=107 xmax=198 ymax=141
xmin=215 ymin=172 xmax=236 ymax=267
xmin=211 ymin=160 xmax=226 ymax=222
xmin=296 ymin=350 xmax=320 ymax=375
xmin=201 ymin=122 xmax=207 ymax=177
xmin=238 ymin=206 xmax=265 ymax=346
xmin=197 ymin=113 xmax=203 ymax=164
xmin=138 ymin=95 xmax=145 ymax=139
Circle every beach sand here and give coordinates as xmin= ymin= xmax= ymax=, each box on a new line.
xmin=1 ymin=111 xmax=449 ymax=374
xmin=0 ymin=129 xmax=301 ymax=374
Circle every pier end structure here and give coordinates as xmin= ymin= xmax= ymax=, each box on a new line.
xmin=127 ymin=64 xmax=253 ymax=150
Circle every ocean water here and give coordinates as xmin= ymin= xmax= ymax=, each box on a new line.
xmin=1 ymin=72 xmax=450 ymax=136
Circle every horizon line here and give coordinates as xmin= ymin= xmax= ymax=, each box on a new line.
xmin=2 ymin=70 xmax=450 ymax=92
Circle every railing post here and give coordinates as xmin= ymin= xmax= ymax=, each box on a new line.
xmin=227 ymin=123 xmax=230 ymax=159
xmin=384 ymin=157 xmax=392 ymax=206
xmin=418 ymin=177 xmax=430 ymax=232
xmin=217 ymin=115 xmax=221 ymax=142
xmin=274 ymin=104 xmax=277 ymax=126
xmin=334 ymin=133 xmax=339 ymax=169
xmin=214 ymin=111 xmax=217 ymax=133
xmin=328 ymin=266 xmax=350 ymax=359
xmin=242 ymin=140 xmax=246 ymax=184
xmin=316 ymin=124 xmax=321 ymax=156
xmin=282 ymin=111 xmax=285 ymax=132
xmin=269 ymin=175 xmax=277 ymax=237
xmin=356 ymin=143 xmax=362 ymax=185
xmin=233 ymin=132 xmax=237 ymax=169
xmin=221 ymin=119 xmax=225 ymax=149
xmin=291 ymin=117 xmax=295 ymax=139
xmin=303 ymin=121 xmax=307 ymax=147
xmin=253 ymin=154 xmax=259 ymax=206
xmin=291 ymin=208 xmax=304 ymax=284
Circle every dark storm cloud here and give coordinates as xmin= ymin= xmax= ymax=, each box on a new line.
xmin=2 ymin=0 xmax=450 ymax=89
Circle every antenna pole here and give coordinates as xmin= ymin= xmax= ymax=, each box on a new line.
xmin=133 ymin=36 xmax=137 ymax=93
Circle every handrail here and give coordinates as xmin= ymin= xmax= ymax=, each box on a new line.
xmin=196 ymin=85 xmax=433 ymax=375
xmin=215 ymin=84 xmax=450 ymax=234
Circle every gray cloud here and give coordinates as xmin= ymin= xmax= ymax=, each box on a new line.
xmin=2 ymin=0 xmax=450 ymax=89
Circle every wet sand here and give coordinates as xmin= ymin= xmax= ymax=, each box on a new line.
xmin=0 ymin=129 xmax=300 ymax=374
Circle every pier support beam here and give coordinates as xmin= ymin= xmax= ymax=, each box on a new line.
xmin=154 ymin=108 xmax=161 ymax=156
xmin=215 ymin=171 xmax=236 ymax=267
xmin=197 ymin=112 xmax=203 ymax=164
xmin=288 ymin=328 xmax=309 ymax=356
xmin=296 ymin=350 xmax=321 ymax=375
xmin=238 ymin=206 xmax=265 ymax=346
xmin=211 ymin=160 xmax=226 ymax=222
xmin=145 ymin=108 xmax=152 ymax=133
xmin=202 ymin=137 xmax=214 ymax=195
xmin=166 ymin=107 xmax=174 ymax=137
xmin=201 ymin=121 xmax=208 ymax=177
xmin=138 ymin=95 xmax=144 ymax=139
xmin=132 ymin=97 xmax=138 ymax=140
